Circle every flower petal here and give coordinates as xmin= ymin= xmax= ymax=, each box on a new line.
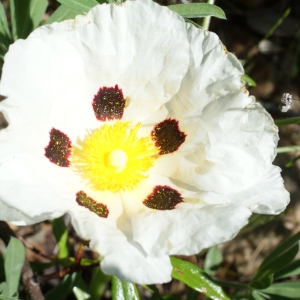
xmin=70 ymin=203 xmax=172 ymax=284
xmin=29 ymin=0 xmax=190 ymax=122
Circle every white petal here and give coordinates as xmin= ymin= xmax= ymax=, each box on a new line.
xmin=193 ymin=165 xmax=289 ymax=215
xmin=101 ymin=245 xmax=172 ymax=284
xmin=70 ymin=203 xmax=172 ymax=284
xmin=131 ymin=201 xmax=251 ymax=256
xmin=232 ymin=165 xmax=289 ymax=214
xmin=0 ymin=36 xmax=98 ymax=142
xmin=29 ymin=0 xmax=190 ymax=122
xmin=156 ymin=23 xmax=279 ymax=193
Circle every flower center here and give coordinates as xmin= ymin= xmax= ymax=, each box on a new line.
xmin=106 ymin=149 xmax=128 ymax=173
xmin=72 ymin=121 xmax=158 ymax=192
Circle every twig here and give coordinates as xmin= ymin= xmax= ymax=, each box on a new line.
xmin=0 ymin=221 xmax=45 ymax=300
xmin=38 ymin=240 xmax=99 ymax=282
xmin=17 ymin=234 xmax=52 ymax=261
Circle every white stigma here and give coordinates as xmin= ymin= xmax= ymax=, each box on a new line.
xmin=106 ymin=149 xmax=128 ymax=173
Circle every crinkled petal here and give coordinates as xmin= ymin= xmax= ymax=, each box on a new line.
xmin=0 ymin=36 xmax=97 ymax=143
xmin=29 ymin=0 xmax=190 ymax=122
xmin=198 ymin=165 xmax=289 ymax=214
xmin=121 ymin=175 xmax=250 ymax=256
xmin=155 ymin=23 xmax=279 ymax=193
xmin=69 ymin=204 xmax=172 ymax=284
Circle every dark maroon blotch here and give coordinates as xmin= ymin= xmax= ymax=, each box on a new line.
xmin=76 ymin=191 xmax=109 ymax=218
xmin=92 ymin=85 xmax=125 ymax=121
xmin=45 ymin=128 xmax=72 ymax=167
xmin=143 ymin=185 xmax=183 ymax=210
xmin=151 ymin=118 xmax=186 ymax=155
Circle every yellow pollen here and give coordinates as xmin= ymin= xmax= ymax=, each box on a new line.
xmin=72 ymin=121 xmax=158 ymax=192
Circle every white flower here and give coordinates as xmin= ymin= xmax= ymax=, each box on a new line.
xmin=0 ymin=0 xmax=289 ymax=284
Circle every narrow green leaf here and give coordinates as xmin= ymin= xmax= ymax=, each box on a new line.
xmin=250 ymin=233 xmax=300 ymax=289
xmin=51 ymin=216 xmax=69 ymax=258
xmin=89 ymin=267 xmax=111 ymax=300
xmin=57 ymin=0 xmax=99 ymax=13
xmin=275 ymin=117 xmax=300 ymax=126
xmin=277 ymin=146 xmax=300 ymax=153
xmin=168 ymin=4 xmax=226 ymax=19
xmin=261 ymin=282 xmax=300 ymax=299
xmin=0 ymin=295 xmax=19 ymax=300
xmin=184 ymin=18 xmax=202 ymax=29
xmin=0 ymin=282 xmax=9 ymax=295
xmin=4 ymin=237 xmax=25 ymax=297
xmin=250 ymin=271 xmax=274 ymax=290
xmin=259 ymin=232 xmax=300 ymax=271
xmin=242 ymin=74 xmax=257 ymax=87
xmin=73 ymin=273 xmax=90 ymax=300
xmin=45 ymin=273 xmax=81 ymax=300
xmin=9 ymin=0 xmax=48 ymax=40
xmin=0 ymin=1 xmax=11 ymax=55
xmin=73 ymin=286 xmax=90 ymax=300
xmin=285 ymin=155 xmax=300 ymax=168
xmin=46 ymin=5 xmax=81 ymax=24
xmin=204 ymin=246 xmax=223 ymax=276
xmin=170 ymin=257 xmax=230 ymax=300
xmin=274 ymin=259 xmax=300 ymax=279
xmin=111 ymin=276 xmax=140 ymax=300
xmin=248 ymin=290 xmax=265 ymax=300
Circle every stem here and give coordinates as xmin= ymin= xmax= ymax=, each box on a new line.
xmin=213 ymin=280 xmax=248 ymax=290
xmin=275 ymin=116 xmax=300 ymax=126
xmin=202 ymin=0 xmax=215 ymax=30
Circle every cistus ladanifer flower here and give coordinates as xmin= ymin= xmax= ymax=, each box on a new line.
xmin=0 ymin=0 xmax=289 ymax=284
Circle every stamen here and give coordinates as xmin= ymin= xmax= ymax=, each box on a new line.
xmin=151 ymin=119 xmax=186 ymax=155
xmin=45 ymin=128 xmax=72 ymax=167
xmin=76 ymin=191 xmax=109 ymax=218
xmin=92 ymin=85 xmax=125 ymax=121
xmin=72 ymin=122 xmax=158 ymax=192
xmin=143 ymin=185 xmax=183 ymax=210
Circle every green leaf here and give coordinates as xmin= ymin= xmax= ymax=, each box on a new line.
xmin=285 ymin=155 xmax=300 ymax=168
xmin=0 ymin=1 xmax=11 ymax=56
xmin=0 ymin=295 xmax=19 ymax=300
xmin=277 ymin=146 xmax=300 ymax=153
xmin=274 ymin=259 xmax=300 ymax=279
xmin=184 ymin=18 xmax=202 ymax=29
xmin=72 ymin=273 xmax=90 ymax=300
xmin=4 ymin=237 xmax=25 ymax=297
xmin=46 ymin=5 xmax=81 ymax=24
xmin=57 ymin=0 xmax=99 ymax=13
xmin=0 ymin=282 xmax=9 ymax=295
xmin=111 ymin=276 xmax=140 ymax=300
xmin=45 ymin=272 xmax=81 ymax=300
xmin=250 ymin=271 xmax=274 ymax=290
xmin=275 ymin=117 xmax=300 ymax=127
xmin=89 ymin=266 xmax=111 ymax=300
xmin=9 ymin=0 xmax=48 ymax=40
xmin=261 ymin=282 xmax=300 ymax=299
xmin=51 ymin=216 xmax=69 ymax=258
xmin=242 ymin=74 xmax=257 ymax=87
xmin=170 ymin=257 xmax=230 ymax=300
xmin=259 ymin=232 xmax=300 ymax=271
xmin=248 ymin=290 xmax=265 ymax=300
xmin=250 ymin=232 xmax=300 ymax=289
xmin=168 ymin=4 xmax=226 ymax=19
xmin=204 ymin=246 xmax=223 ymax=276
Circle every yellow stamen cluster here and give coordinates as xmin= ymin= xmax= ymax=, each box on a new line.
xmin=72 ymin=121 xmax=158 ymax=192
